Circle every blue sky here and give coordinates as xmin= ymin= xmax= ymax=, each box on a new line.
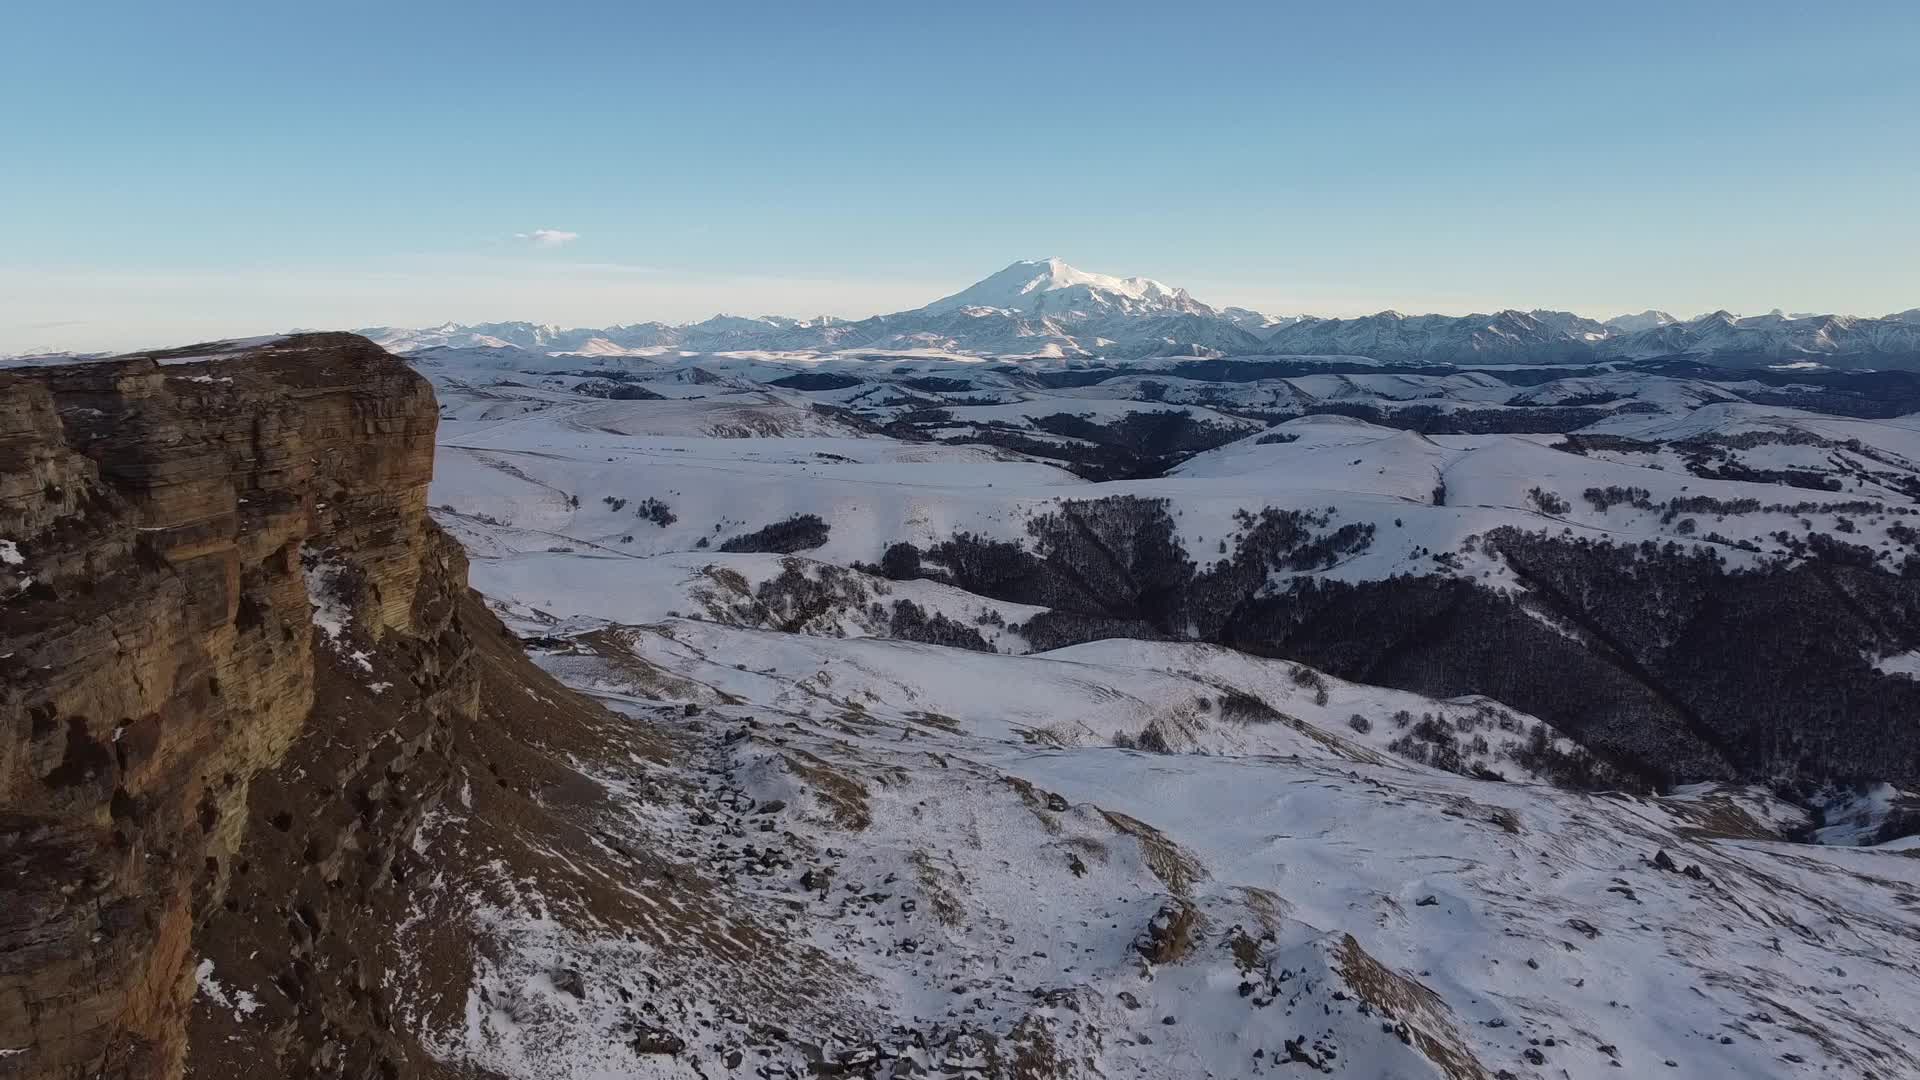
xmin=4 ymin=0 xmax=1918 ymax=350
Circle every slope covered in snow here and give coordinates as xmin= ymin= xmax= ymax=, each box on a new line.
xmin=264 ymin=329 xmax=1920 ymax=1080
xmin=416 ymin=332 xmax=1920 ymax=789
xmin=389 ymin=632 xmax=1920 ymax=1080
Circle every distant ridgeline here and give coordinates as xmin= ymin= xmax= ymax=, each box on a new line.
xmin=361 ymin=258 xmax=1920 ymax=369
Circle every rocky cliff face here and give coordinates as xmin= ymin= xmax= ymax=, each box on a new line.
xmin=1 ymin=336 xmax=466 ymax=1078
xmin=0 ymin=337 xmax=871 ymax=1080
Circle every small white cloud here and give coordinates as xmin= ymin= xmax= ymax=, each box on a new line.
xmin=514 ymin=229 xmax=579 ymax=248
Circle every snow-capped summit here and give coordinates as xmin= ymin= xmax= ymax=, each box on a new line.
xmin=355 ymin=260 xmax=1920 ymax=367
xmin=1217 ymin=306 xmax=1306 ymax=335
xmin=688 ymin=314 xmax=799 ymax=334
xmin=1605 ymin=310 xmax=1679 ymax=333
xmin=917 ymin=258 xmax=1212 ymax=318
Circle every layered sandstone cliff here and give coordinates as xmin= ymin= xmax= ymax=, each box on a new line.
xmin=1 ymin=336 xmax=458 ymax=1078
xmin=2 ymin=334 xmax=441 ymax=1068
xmin=1 ymin=336 xmax=842 ymax=1080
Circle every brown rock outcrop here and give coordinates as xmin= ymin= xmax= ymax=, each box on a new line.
xmin=0 ymin=335 xmax=442 ymax=1078
xmin=4 ymin=334 xmax=829 ymax=1080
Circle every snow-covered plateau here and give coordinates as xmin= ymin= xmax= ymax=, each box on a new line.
xmin=343 ymin=288 xmax=1920 ymax=1080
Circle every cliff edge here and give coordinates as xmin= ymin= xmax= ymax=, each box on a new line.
xmin=0 ymin=336 xmax=684 ymax=1079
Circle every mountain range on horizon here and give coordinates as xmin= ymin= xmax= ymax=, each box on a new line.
xmin=362 ymin=257 xmax=1920 ymax=369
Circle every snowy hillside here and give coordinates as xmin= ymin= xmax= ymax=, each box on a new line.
xmin=391 ymin=329 xmax=1920 ymax=1080
xmin=414 ymin=333 xmax=1920 ymax=790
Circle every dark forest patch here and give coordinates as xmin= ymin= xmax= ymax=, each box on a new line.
xmin=893 ymin=496 xmax=1920 ymax=790
xmin=718 ymin=514 xmax=831 ymax=554
xmin=768 ymin=372 xmax=862 ymax=391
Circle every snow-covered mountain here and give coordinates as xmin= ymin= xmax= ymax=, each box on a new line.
xmin=1218 ymin=305 xmax=1308 ymax=335
xmin=359 ymin=261 xmax=1304 ymax=359
xmin=359 ymin=259 xmax=1920 ymax=368
xmin=1262 ymin=308 xmax=1619 ymax=365
xmin=362 ymin=319 xmax=673 ymax=353
xmin=917 ymin=257 xmax=1211 ymax=318
xmin=361 ymin=314 xmax=848 ymax=355
xmin=772 ymin=258 xmax=1269 ymax=359
xmin=1604 ymin=309 xmax=1679 ymax=332
xmin=1610 ymin=308 xmax=1920 ymax=367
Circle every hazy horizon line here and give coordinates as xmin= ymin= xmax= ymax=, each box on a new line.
xmin=4 ymin=256 xmax=1916 ymax=356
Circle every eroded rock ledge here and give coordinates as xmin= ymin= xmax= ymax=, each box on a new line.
xmin=2 ymin=335 xmax=459 ymax=1078
xmin=2 ymin=336 xmax=847 ymax=1080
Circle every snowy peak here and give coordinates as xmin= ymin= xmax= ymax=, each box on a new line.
xmin=918 ymin=258 xmax=1212 ymax=318
xmin=1605 ymin=310 xmax=1679 ymax=332
xmin=355 ymin=260 xmax=1920 ymax=368
xmin=1217 ymin=306 xmax=1306 ymax=335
